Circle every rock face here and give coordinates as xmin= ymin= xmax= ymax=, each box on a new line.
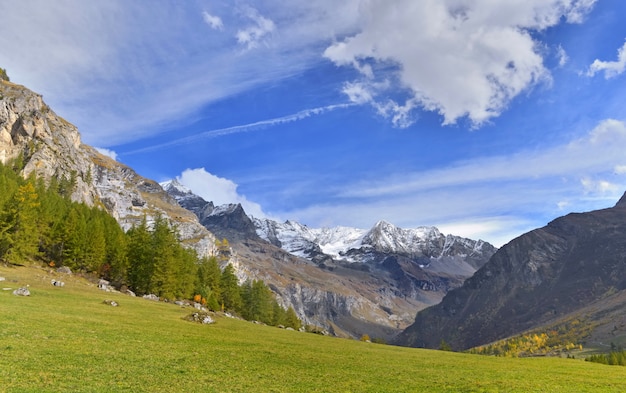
xmin=0 ymin=80 xmax=216 ymax=257
xmin=394 ymin=195 xmax=626 ymax=350
xmin=163 ymin=180 xmax=497 ymax=339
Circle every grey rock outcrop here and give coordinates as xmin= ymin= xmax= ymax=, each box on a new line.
xmin=0 ymin=79 xmax=217 ymax=257
xmin=13 ymin=287 xmax=30 ymax=296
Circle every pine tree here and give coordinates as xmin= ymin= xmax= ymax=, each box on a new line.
xmin=284 ymin=306 xmax=302 ymax=330
xmin=102 ymin=214 xmax=128 ymax=284
xmin=271 ymin=301 xmax=287 ymax=326
xmin=84 ymin=213 xmax=107 ymax=273
xmin=151 ymin=215 xmax=181 ymax=299
xmin=220 ymin=263 xmax=242 ymax=312
xmin=61 ymin=206 xmax=88 ymax=270
xmin=126 ymin=217 xmax=154 ymax=294
xmin=2 ymin=181 xmax=41 ymax=264
xmin=195 ymin=256 xmax=222 ymax=300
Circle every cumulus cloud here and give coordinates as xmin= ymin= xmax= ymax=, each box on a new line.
xmin=236 ymin=7 xmax=275 ymax=50
xmin=176 ymin=168 xmax=268 ymax=219
xmin=202 ymin=10 xmax=224 ymax=30
xmin=587 ymin=39 xmax=626 ymax=78
xmin=324 ymin=0 xmax=597 ymax=128
xmin=95 ymin=147 xmax=118 ymax=161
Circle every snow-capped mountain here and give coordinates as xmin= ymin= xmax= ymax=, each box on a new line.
xmin=160 ymin=180 xmax=258 ymax=241
xmin=161 ymin=179 xmax=497 ymax=339
xmin=252 ymin=217 xmax=494 ymax=267
xmin=160 ymin=179 xmax=208 ymax=217
xmin=252 ymin=218 xmax=364 ymax=260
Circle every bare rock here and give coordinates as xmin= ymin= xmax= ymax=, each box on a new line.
xmin=185 ymin=312 xmax=215 ymax=324
xmin=12 ymin=287 xmax=30 ymax=296
xmin=56 ymin=266 xmax=72 ymax=274
xmin=51 ymin=279 xmax=65 ymax=287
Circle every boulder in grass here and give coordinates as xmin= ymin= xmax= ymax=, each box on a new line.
xmin=143 ymin=293 xmax=159 ymax=301
xmin=51 ymin=279 xmax=65 ymax=287
xmin=184 ymin=312 xmax=215 ymax=324
xmin=103 ymin=299 xmax=118 ymax=307
xmin=56 ymin=266 xmax=72 ymax=274
xmin=98 ymin=279 xmax=110 ymax=291
xmin=13 ymin=287 xmax=30 ymax=296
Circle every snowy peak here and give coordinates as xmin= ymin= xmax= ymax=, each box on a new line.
xmin=362 ymin=220 xmax=443 ymax=256
xmin=252 ymin=218 xmax=323 ymax=258
xmin=160 ymin=179 xmax=191 ymax=196
xmin=159 ymin=180 xmax=496 ymax=264
xmin=209 ymin=203 xmax=241 ymax=217
xmin=253 ymin=217 xmax=495 ymax=264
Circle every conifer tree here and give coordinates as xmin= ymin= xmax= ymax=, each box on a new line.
xmin=220 ymin=263 xmax=242 ymax=312
xmin=285 ymin=306 xmax=302 ymax=330
xmin=126 ymin=217 xmax=154 ymax=294
xmin=151 ymin=215 xmax=181 ymax=299
xmin=2 ymin=181 xmax=41 ymax=264
xmin=61 ymin=206 xmax=88 ymax=270
xmin=103 ymin=217 xmax=128 ymax=284
xmin=84 ymin=213 xmax=107 ymax=272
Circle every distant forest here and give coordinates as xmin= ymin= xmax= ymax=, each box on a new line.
xmin=0 ymin=157 xmax=300 ymax=329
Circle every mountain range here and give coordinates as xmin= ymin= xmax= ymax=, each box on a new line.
xmin=161 ymin=179 xmax=497 ymax=338
xmin=4 ymin=75 xmax=625 ymax=351
xmin=1 ymin=78 xmax=496 ymax=340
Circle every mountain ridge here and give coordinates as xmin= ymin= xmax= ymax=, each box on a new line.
xmin=394 ymin=196 xmax=626 ymax=351
xmin=161 ymin=178 xmax=498 ymax=338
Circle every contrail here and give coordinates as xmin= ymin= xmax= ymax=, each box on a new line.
xmin=122 ymin=103 xmax=355 ymax=155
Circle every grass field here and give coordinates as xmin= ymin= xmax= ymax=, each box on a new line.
xmin=1 ymin=264 xmax=625 ymax=392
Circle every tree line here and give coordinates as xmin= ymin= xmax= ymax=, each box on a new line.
xmin=586 ymin=344 xmax=626 ymax=366
xmin=0 ymin=158 xmax=300 ymax=329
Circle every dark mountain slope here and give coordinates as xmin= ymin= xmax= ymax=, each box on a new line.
xmin=394 ymin=195 xmax=626 ymax=350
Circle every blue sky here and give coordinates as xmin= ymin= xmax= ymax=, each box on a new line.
xmin=1 ymin=0 xmax=626 ymax=246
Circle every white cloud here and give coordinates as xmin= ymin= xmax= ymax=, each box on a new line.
xmin=1 ymin=1 xmax=359 ymax=147
xmin=614 ymin=165 xmax=626 ymax=174
xmin=236 ymin=7 xmax=275 ymax=50
xmin=176 ymin=168 xmax=269 ymax=219
xmin=123 ymin=102 xmax=354 ymax=155
xmin=202 ymin=10 xmax=224 ymax=30
xmin=587 ymin=39 xmax=626 ymax=78
xmin=564 ymin=0 xmax=598 ymax=23
xmin=94 ymin=147 xmax=118 ymax=161
xmin=580 ymin=177 xmax=621 ymax=194
xmin=556 ymin=45 xmax=569 ymax=67
xmin=276 ymin=119 xmax=626 ymax=246
xmin=324 ymin=0 xmax=596 ymax=128
xmin=340 ymin=119 xmax=626 ymax=198
xmin=437 ymin=217 xmax=534 ymax=247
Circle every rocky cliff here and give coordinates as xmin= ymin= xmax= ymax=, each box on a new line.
xmin=394 ymin=193 xmax=626 ymax=350
xmin=0 ymin=79 xmax=216 ymax=257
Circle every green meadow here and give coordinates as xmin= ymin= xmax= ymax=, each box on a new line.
xmin=1 ymin=265 xmax=625 ymax=393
